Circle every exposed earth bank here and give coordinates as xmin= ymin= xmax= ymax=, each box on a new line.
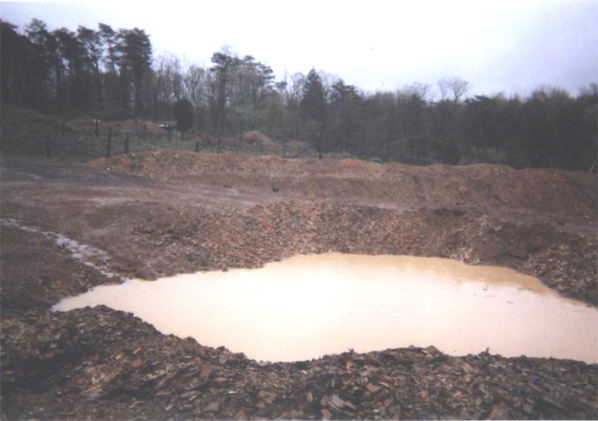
xmin=1 ymin=152 xmax=596 ymax=419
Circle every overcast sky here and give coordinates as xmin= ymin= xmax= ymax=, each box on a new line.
xmin=1 ymin=0 xmax=597 ymax=97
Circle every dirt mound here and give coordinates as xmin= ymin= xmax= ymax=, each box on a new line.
xmin=89 ymin=151 xmax=597 ymax=222
xmin=284 ymin=139 xmax=311 ymax=157
xmin=243 ymin=130 xmax=275 ymax=146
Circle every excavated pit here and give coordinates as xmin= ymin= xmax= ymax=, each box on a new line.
xmin=2 ymin=154 xmax=597 ymax=419
xmin=53 ymin=253 xmax=598 ymax=364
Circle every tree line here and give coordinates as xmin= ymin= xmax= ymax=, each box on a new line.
xmin=1 ymin=18 xmax=596 ymax=170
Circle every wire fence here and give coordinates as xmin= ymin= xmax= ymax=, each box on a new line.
xmin=2 ymin=116 xmax=448 ymax=166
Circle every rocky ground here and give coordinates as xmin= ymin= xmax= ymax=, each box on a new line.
xmin=1 ymin=152 xmax=597 ymax=419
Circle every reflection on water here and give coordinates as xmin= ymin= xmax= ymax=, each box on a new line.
xmin=53 ymin=253 xmax=598 ymax=363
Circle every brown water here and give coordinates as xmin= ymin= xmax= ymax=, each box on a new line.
xmin=52 ymin=253 xmax=598 ymax=363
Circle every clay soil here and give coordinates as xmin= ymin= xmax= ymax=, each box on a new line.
xmin=1 ymin=151 xmax=597 ymax=419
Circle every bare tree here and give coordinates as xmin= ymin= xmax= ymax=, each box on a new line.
xmin=402 ymin=82 xmax=432 ymax=102
xmin=183 ymin=64 xmax=208 ymax=130
xmin=154 ymin=54 xmax=183 ymax=103
xmin=184 ymin=64 xmax=207 ymax=108
xmin=438 ymin=77 xmax=471 ymax=104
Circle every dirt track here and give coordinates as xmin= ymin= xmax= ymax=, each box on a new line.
xmin=1 ymin=153 xmax=597 ymax=419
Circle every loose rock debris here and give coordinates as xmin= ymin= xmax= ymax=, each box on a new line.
xmin=1 ymin=153 xmax=597 ymax=419
xmin=2 ymin=307 xmax=597 ymax=420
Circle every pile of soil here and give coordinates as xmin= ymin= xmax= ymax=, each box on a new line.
xmin=283 ymin=140 xmax=311 ymax=158
xmin=89 ymin=151 xmax=596 ymax=224
xmin=243 ymin=131 xmax=275 ymax=146
xmin=1 ymin=154 xmax=597 ymax=419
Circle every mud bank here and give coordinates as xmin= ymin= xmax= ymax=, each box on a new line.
xmin=1 ymin=155 xmax=597 ymax=419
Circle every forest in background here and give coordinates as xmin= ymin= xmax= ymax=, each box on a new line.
xmin=1 ymin=18 xmax=596 ymax=170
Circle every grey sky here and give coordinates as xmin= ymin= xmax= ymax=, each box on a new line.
xmin=1 ymin=0 xmax=597 ymax=97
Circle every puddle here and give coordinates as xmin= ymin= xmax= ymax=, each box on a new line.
xmin=53 ymin=253 xmax=598 ymax=363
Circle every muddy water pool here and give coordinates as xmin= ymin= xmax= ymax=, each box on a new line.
xmin=53 ymin=253 xmax=598 ymax=363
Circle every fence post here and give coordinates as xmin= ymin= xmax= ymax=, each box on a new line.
xmin=46 ymin=134 xmax=51 ymax=158
xmin=195 ymin=141 xmax=200 ymax=153
xmin=124 ymin=132 xmax=130 ymax=154
xmin=106 ymin=127 xmax=112 ymax=158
